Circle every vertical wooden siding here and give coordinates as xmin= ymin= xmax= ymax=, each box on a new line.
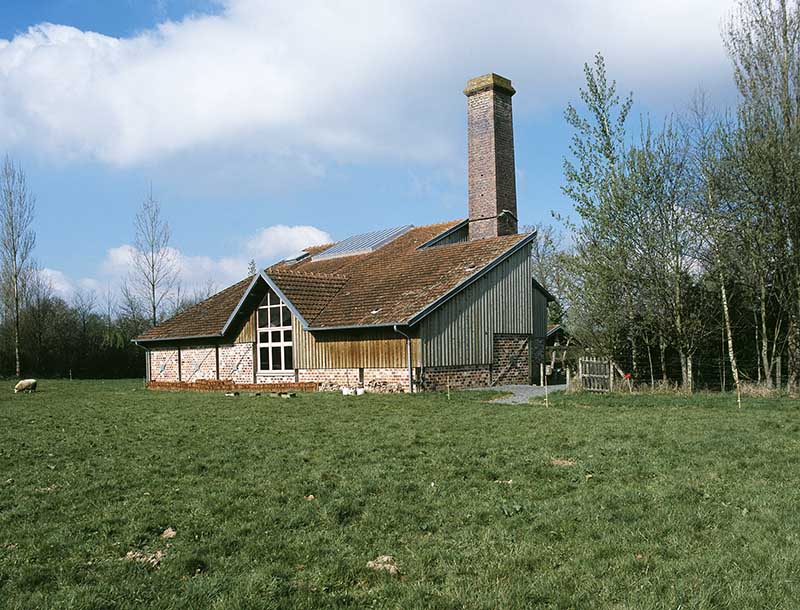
xmin=234 ymin=311 xmax=256 ymax=343
xmin=293 ymin=318 xmax=420 ymax=368
xmin=419 ymin=247 xmax=534 ymax=366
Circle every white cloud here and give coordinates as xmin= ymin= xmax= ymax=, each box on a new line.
xmin=64 ymin=223 xmax=332 ymax=301
xmin=246 ymin=224 xmax=331 ymax=262
xmin=0 ymin=0 xmax=736 ymax=168
xmin=39 ymin=268 xmax=74 ymax=298
xmin=101 ymin=244 xmax=137 ymax=275
xmin=38 ymin=268 xmax=102 ymax=299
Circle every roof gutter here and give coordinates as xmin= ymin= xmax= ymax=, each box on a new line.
xmin=133 ymin=333 xmax=222 ymax=344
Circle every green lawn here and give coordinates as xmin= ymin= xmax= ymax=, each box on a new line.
xmin=1 ymin=381 xmax=800 ymax=609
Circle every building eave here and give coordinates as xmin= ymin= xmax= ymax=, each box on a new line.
xmin=532 ymin=277 xmax=556 ymax=302
xmin=219 ymin=273 xmax=262 ymax=336
xmin=406 ymin=232 xmax=536 ymax=326
xmin=306 ymin=322 xmax=409 ymax=332
xmin=133 ymin=333 xmax=222 ymax=345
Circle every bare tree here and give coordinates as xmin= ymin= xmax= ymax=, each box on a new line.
xmin=128 ymin=187 xmax=178 ymax=327
xmin=72 ymin=287 xmax=97 ymax=337
xmin=0 ymin=156 xmax=36 ymax=377
xmin=170 ymin=278 xmax=217 ymax=316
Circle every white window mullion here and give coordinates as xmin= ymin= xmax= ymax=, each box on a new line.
xmin=256 ymin=290 xmax=294 ymax=373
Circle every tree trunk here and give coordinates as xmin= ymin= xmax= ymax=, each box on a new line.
xmin=720 ymin=275 xmax=742 ymax=408
xmin=789 ymin=319 xmax=799 ymax=392
xmin=759 ymin=276 xmax=773 ymax=387
xmin=679 ymin=351 xmax=692 ymax=394
xmin=659 ymin=335 xmax=668 ymax=383
xmin=754 ymin=308 xmax=761 ymax=384
xmin=13 ymin=273 xmax=21 ymax=378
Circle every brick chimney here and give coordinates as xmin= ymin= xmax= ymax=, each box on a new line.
xmin=464 ymin=73 xmax=518 ymax=240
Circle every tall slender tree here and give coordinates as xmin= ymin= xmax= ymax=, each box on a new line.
xmin=723 ymin=0 xmax=800 ymax=389
xmin=562 ymin=53 xmax=637 ymax=365
xmin=0 ymin=156 xmax=36 ymax=377
xmin=126 ymin=187 xmax=178 ymax=327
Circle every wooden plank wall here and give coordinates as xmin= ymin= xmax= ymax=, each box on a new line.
xmin=234 ymin=311 xmax=256 ymax=344
xmin=419 ymin=247 xmax=535 ymax=367
xmin=293 ymin=318 xmax=420 ymax=369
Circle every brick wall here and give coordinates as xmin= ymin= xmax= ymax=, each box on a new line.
xmin=298 ymin=368 xmax=360 ymax=391
xmin=256 ymin=372 xmax=297 ymax=384
xmin=219 ymin=343 xmax=254 ymax=384
xmin=422 ymin=364 xmax=491 ymax=391
xmin=148 ymin=346 xmax=412 ymax=393
xmin=297 ymin=368 xmax=411 ymax=392
xmin=493 ymin=334 xmax=530 ymax=385
xmin=363 ymin=368 xmax=410 ymax=393
xmin=465 ymin=75 xmax=517 ymax=241
xmin=180 ymin=346 xmax=217 ymax=382
xmin=150 ymin=349 xmax=179 ymax=382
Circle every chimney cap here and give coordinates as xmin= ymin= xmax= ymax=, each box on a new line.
xmin=464 ymin=73 xmax=515 ymax=97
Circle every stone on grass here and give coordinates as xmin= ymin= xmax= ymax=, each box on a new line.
xmin=122 ymin=549 xmax=164 ymax=568
xmin=160 ymin=527 xmax=177 ymax=539
xmin=366 ymin=555 xmax=401 ymax=576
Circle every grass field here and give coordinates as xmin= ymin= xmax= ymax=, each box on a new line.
xmin=1 ymin=380 xmax=800 ymax=609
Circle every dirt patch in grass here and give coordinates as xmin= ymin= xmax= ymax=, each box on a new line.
xmin=550 ymin=458 xmax=577 ymax=467
xmin=34 ymin=484 xmax=59 ymax=493
xmin=121 ymin=549 xmax=165 ymax=569
xmin=366 ymin=555 xmax=401 ymax=576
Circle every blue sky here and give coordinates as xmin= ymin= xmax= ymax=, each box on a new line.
xmin=0 ymin=0 xmax=737 ymax=299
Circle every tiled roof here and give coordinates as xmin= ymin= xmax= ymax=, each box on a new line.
xmin=136 ymin=275 xmax=253 ymax=341
xmin=136 ymin=220 xmax=534 ymax=341
xmin=268 ymin=221 xmax=532 ymax=328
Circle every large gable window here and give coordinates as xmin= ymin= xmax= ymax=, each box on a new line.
xmin=257 ymin=287 xmax=294 ymax=372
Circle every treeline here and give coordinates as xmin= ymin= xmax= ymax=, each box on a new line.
xmin=0 ymin=163 xmax=218 ymax=379
xmin=544 ymin=0 xmax=800 ymax=395
xmin=0 ymin=279 xmax=148 ymax=379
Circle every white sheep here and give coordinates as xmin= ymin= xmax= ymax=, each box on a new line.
xmin=14 ymin=379 xmax=37 ymax=393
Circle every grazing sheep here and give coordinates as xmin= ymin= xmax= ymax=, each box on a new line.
xmin=14 ymin=379 xmax=37 ymax=393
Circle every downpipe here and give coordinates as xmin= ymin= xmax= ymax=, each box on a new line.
xmin=393 ymin=325 xmax=414 ymax=393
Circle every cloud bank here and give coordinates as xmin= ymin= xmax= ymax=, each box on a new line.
xmin=46 ymin=223 xmax=331 ymax=299
xmin=0 ymin=0 xmax=736 ymax=168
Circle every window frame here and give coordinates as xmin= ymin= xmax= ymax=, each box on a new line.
xmin=256 ymin=288 xmax=294 ymax=373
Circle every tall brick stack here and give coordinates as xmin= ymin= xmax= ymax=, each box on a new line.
xmin=464 ymin=73 xmax=518 ymax=241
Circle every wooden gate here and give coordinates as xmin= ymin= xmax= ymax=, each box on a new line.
xmin=578 ymin=357 xmax=613 ymax=393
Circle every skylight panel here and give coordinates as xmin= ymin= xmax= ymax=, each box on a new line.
xmin=313 ymin=225 xmax=413 ymax=261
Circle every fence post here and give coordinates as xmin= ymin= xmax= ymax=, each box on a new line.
xmin=608 ymin=360 xmax=613 ymax=392
xmin=776 ymin=356 xmax=782 ymax=389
